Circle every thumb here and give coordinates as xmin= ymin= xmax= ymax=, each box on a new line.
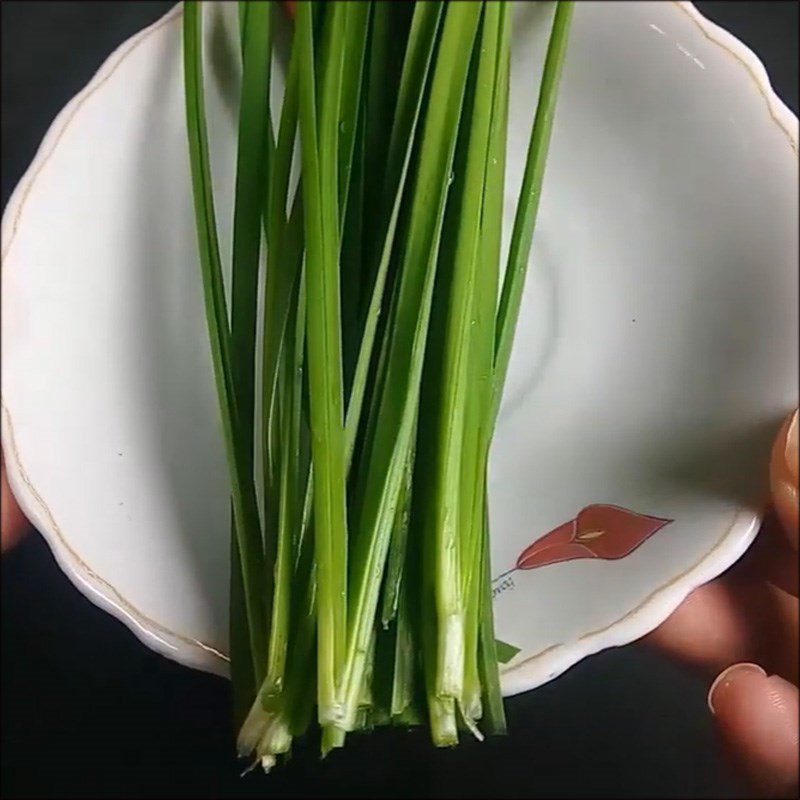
xmin=708 ymin=663 xmax=799 ymax=798
xmin=771 ymin=409 xmax=798 ymax=549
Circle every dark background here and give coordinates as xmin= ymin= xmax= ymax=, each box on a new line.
xmin=1 ymin=3 xmax=797 ymax=798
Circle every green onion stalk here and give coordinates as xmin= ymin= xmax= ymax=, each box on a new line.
xmin=182 ymin=0 xmax=574 ymax=769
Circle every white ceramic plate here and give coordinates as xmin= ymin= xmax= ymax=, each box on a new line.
xmin=2 ymin=2 xmax=797 ymax=696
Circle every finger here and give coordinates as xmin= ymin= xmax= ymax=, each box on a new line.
xmin=771 ymin=409 xmax=798 ymax=550
xmin=743 ymin=512 xmax=797 ymax=598
xmin=645 ymin=577 xmax=762 ymax=676
xmin=708 ymin=663 xmax=799 ymax=798
xmin=1 ymin=452 xmax=29 ymax=553
xmin=644 ymin=571 xmax=798 ymax=684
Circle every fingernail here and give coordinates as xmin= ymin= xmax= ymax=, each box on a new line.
xmin=785 ymin=409 xmax=798 ymax=485
xmin=708 ymin=663 xmax=767 ymax=714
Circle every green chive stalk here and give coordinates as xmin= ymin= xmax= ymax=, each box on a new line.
xmin=296 ymin=0 xmax=350 ymax=727
xmin=183 ymin=0 xmax=266 ymax=686
xmin=428 ymin=0 xmax=500 ymax=707
xmin=493 ymin=0 xmax=574 ymax=416
xmin=460 ymin=0 xmax=511 ymax=730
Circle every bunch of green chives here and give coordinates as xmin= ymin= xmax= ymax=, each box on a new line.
xmin=183 ymin=0 xmax=573 ymax=770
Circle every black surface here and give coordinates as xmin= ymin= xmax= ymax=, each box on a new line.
xmin=1 ymin=3 xmax=797 ymax=798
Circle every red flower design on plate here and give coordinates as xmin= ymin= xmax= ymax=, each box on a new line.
xmin=514 ymin=504 xmax=673 ymax=571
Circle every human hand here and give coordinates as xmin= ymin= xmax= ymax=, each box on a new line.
xmin=647 ymin=409 xmax=798 ymax=798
